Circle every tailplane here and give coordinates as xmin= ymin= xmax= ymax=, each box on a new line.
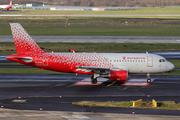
xmin=10 ymin=23 xmax=46 ymax=54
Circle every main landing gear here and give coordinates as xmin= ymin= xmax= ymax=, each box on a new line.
xmin=91 ymin=73 xmax=100 ymax=84
xmin=147 ymin=73 xmax=151 ymax=83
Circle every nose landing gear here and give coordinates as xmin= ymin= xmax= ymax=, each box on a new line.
xmin=147 ymin=73 xmax=151 ymax=83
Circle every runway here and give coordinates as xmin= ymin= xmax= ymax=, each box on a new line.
xmin=0 ymin=73 xmax=179 ymax=116
xmin=1 ymin=35 xmax=180 ymax=43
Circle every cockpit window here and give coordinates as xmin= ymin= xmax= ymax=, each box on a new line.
xmin=159 ymin=59 xmax=166 ymax=62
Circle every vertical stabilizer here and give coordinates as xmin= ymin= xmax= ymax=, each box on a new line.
xmin=10 ymin=23 xmax=46 ymax=54
xmin=9 ymin=0 xmax=12 ymax=5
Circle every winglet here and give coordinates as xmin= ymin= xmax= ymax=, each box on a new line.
xmin=10 ymin=23 xmax=46 ymax=54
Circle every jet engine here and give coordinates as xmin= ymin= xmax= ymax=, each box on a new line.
xmin=102 ymin=70 xmax=128 ymax=82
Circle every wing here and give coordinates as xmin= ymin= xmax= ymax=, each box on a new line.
xmin=76 ymin=66 xmax=121 ymax=74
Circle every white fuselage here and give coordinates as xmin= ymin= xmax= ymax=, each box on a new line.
xmin=96 ymin=53 xmax=174 ymax=73
xmin=0 ymin=5 xmax=9 ymax=9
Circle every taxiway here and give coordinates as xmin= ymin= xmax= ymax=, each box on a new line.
xmin=1 ymin=36 xmax=180 ymax=43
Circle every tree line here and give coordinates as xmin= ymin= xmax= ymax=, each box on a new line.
xmin=0 ymin=0 xmax=180 ymax=7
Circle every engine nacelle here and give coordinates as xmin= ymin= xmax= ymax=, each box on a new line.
xmin=110 ymin=70 xmax=128 ymax=82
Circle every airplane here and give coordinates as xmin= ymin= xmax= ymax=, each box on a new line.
xmin=7 ymin=23 xmax=175 ymax=84
xmin=0 ymin=0 xmax=12 ymax=10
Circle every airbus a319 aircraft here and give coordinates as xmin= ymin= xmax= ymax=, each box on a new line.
xmin=0 ymin=0 xmax=12 ymax=10
xmin=7 ymin=23 xmax=174 ymax=84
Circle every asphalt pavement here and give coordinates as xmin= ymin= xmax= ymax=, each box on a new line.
xmin=0 ymin=73 xmax=179 ymax=116
xmin=1 ymin=36 xmax=180 ymax=43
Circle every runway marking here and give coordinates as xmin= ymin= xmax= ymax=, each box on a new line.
xmin=122 ymin=79 xmax=155 ymax=86
xmin=73 ymin=78 xmax=108 ymax=85
xmin=107 ymin=81 xmax=116 ymax=87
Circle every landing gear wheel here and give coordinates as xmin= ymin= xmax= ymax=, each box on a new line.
xmin=147 ymin=73 xmax=151 ymax=83
xmin=91 ymin=76 xmax=97 ymax=84
xmin=147 ymin=78 xmax=151 ymax=83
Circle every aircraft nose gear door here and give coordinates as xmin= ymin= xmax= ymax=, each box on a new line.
xmin=43 ymin=59 xmax=48 ymax=66
xmin=147 ymin=56 xmax=153 ymax=67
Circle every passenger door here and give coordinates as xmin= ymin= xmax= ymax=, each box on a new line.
xmin=147 ymin=56 xmax=153 ymax=67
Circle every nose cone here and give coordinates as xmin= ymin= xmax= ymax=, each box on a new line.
xmin=168 ymin=62 xmax=175 ymax=71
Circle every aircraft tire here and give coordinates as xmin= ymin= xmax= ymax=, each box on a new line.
xmin=91 ymin=76 xmax=97 ymax=84
xmin=147 ymin=78 xmax=151 ymax=83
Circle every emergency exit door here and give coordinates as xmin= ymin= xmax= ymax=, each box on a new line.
xmin=147 ymin=56 xmax=153 ymax=67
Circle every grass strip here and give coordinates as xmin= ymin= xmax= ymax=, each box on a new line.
xmin=1 ymin=43 xmax=180 ymax=55
xmin=2 ymin=7 xmax=180 ymax=16
xmin=1 ymin=24 xmax=180 ymax=36
xmin=0 ymin=68 xmax=63 ymax=74
xmin=72 ymin=101 xmax=180 ymax=111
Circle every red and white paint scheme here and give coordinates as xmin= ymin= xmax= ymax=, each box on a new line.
xmin=0 ymin=0 xmax=12 ymax=10
xmin=7 ymin=23 xmax=175 ymax=84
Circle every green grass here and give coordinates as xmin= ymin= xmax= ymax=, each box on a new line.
xmin=2 ymin=7 xmax=180 ymax=16
xmin=168 ymin=60 xmax=180 ymax=68
xmin=0 ymin=68 xmax=64 ymax=74
xmin=0 ymin=15 xmax=180 ymax=36
xmin=1 ymin=43 xmax=180 ymax=55
xmin=0 ymin=24 xmax=180 ymax=36
xmin=72 ymin=101 xmax=180 ymax=110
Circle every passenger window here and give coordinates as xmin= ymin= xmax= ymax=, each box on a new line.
xmin=114 ymin=60 xmax=116 ymax=62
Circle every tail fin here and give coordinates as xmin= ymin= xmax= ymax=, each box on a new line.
xmin=9 ymin=0 xmax=12 ymax=5
xmin=10 ymin=23 xmax=46 ymax=54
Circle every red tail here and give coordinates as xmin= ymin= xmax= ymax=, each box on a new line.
xmin=10 ymin=23 xmax=46 ymax=54
xmin=9 ymin=0 xmax=12 ymax=5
